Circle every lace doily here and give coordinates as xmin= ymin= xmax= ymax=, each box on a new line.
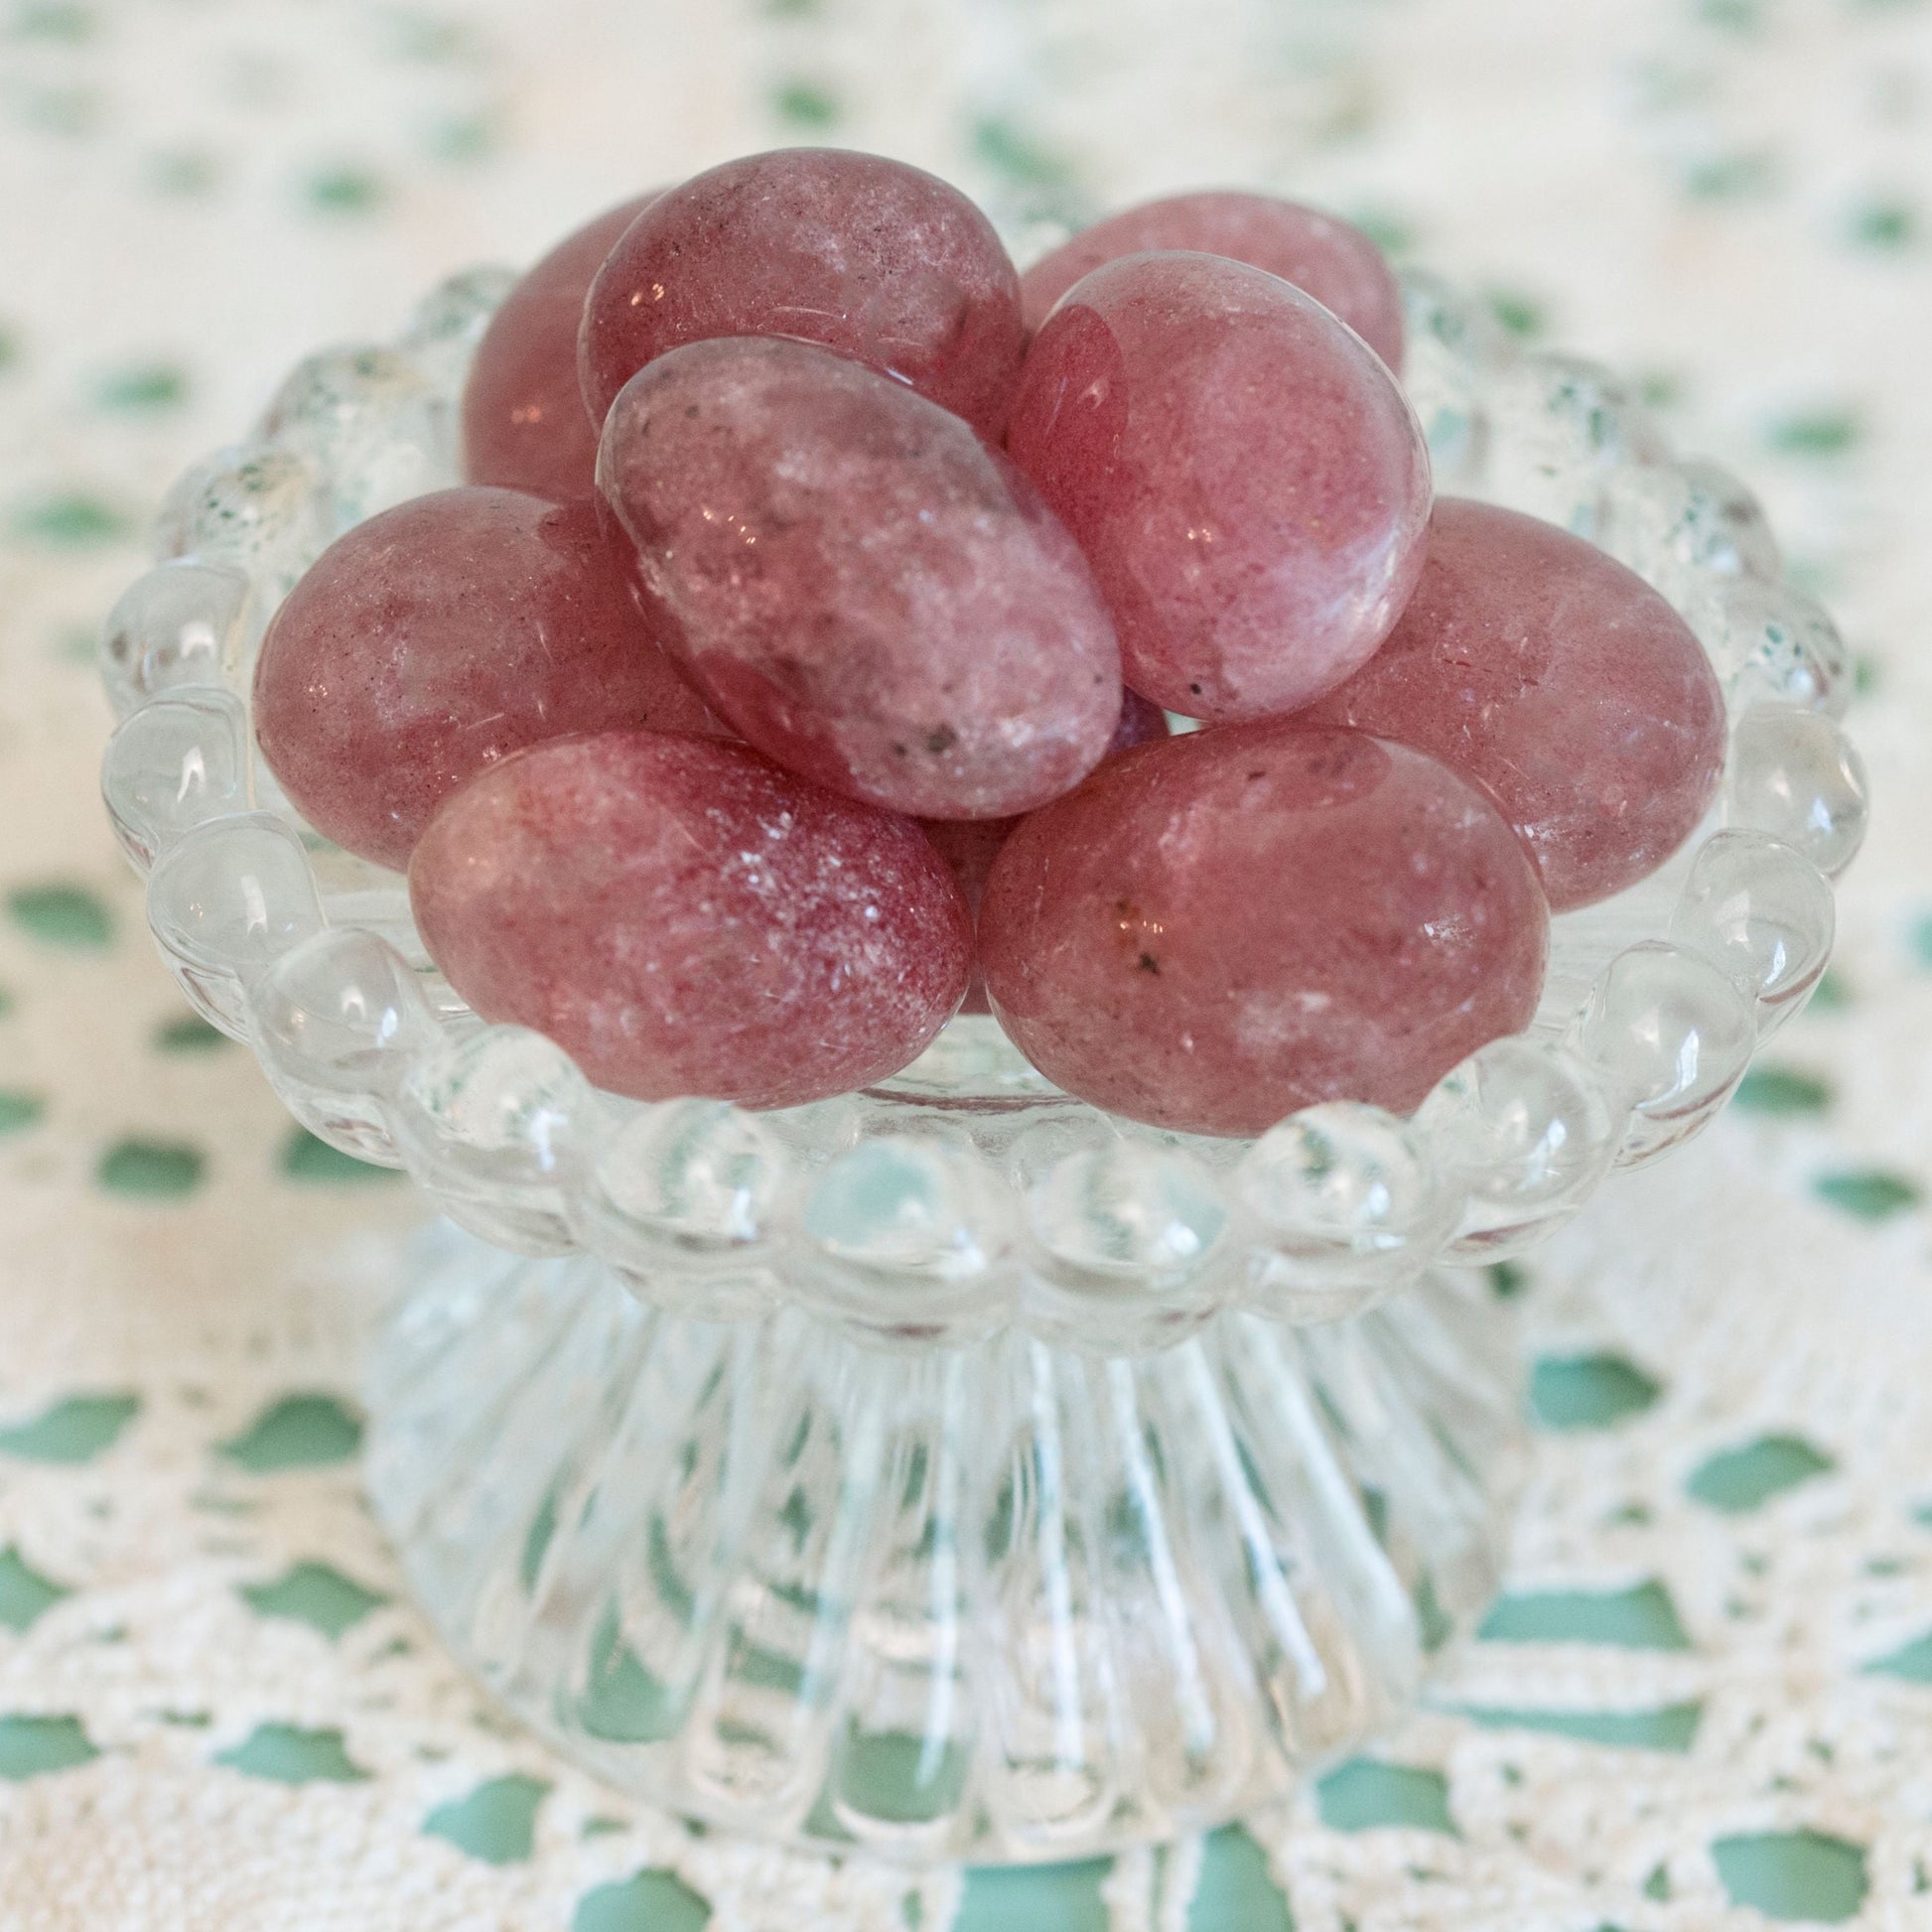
xmin=2 ymin=0 xmax=1929 ymax=1924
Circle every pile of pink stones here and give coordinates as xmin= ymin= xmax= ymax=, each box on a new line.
xmin=253 ymin=148 xmax=1725 ymax=1138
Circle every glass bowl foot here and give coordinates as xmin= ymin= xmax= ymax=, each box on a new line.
xmin=365 ymin=1226 xmax=1526 ymax=1865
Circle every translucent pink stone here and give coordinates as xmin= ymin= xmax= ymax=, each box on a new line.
xmin=925 ymin=688 xmax=1169 ymax=1013
xmin=979 ymin=725 xmax=1548 ymax=1137
xmin=579 ymin=149 xmax=1027 ymax=441
xmin=1005 ymin=251 xmax=1432 ymax=723
xmin=598 ymin=336 xmax=1124 ymax=820
xmin=1300 ymin=499 xmax=1727 ymax=909
xmin=409 ymin=731 xmax=971 ymax=1107
xmin=1021 ymin=191 xmax=1404 ymax=368
xmin=254 ymin=487 xmax=713 ymax=871
xmin=462 ymin=196 xmax=654 ymax=501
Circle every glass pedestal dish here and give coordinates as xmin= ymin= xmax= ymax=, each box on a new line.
xmin=98 ymin=256 xmax=1866 ymax=1865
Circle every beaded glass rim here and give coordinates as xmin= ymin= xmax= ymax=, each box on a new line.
xmin=97 ymin=258 xmax=1868 ymax=1351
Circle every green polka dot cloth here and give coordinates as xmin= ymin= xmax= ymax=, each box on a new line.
xmin=2 ymin=0 xmax=1930 ymax=1924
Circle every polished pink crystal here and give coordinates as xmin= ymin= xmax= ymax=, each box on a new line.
xmin=409 ymin=731 xmax=971 ymax=1107
xmin=979 ymin=724 xmax=1548 ymax=1136
xmin=1299 ymin=499 xmax=1727 ymax=909
xmin=254 ymin=486 xmax=712 ymax=871
xmin=925 ymin=688 xmax=1169 ymax=1013
xmin=598 ymin=336 xmax=1124 ymax=819
xmin=1005 ymin=251 xmax=1432 ymax=722
xmin=462 ymin=197 xmax=654 ymax=501
xmin=579 ymin=149 xmax=1027 ymax=441
xmin=1021 ymin=192 xmax=1404 ymax=368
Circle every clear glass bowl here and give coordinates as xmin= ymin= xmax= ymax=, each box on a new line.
xmin=99 ymin=260 xmax=1865 ymax=1863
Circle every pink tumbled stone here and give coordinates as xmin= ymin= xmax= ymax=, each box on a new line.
xmin=1005 ymin=251 xmax=1432 ymax=723
xmin=979 ymin=725 xmax=1548 ymax=1137
xmin=1299 ymin=499 xmax=1727 ymax=910
xmin=462 ymin=196 xmax=655 ymax=501
xmin=1021 ymin=191 xmax=1404 ymax=368
xmin=925 ymin=688 xmax=1169 ymax=1013
xmin=409 ymin=731 xmax=971 ymax=1108
xmin=598 ymin=335 xmax=1124 ymax=820
xmin=254 ymin=487 xmax=713 ymax=871
xmin=579 ymin=149 xmax=1027 ymax=441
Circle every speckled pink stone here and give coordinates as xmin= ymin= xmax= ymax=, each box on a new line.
xmin=1005 ymin=252 xmax=1432 ymax=723
xmin=925 ymin=688 xmax=1169 ymax=1014
xmin=579 ymin=149 xmax=1027 ymax=441
xmin=1299 ymin=499 xmax=1727 ymax=910
xmin=979 ymin=725 xmax=1548 ymax=1137
xmin=254 ymin=487 xmax=713 ymax=871
xmin=462 ymin=196 xmax=654 ymax=501
xmin=1021 ymin=192 xmax=1405 ymax=368
xmin=598 ymin=335 xmax=1124 ymax=819
xmin=409 ymin=731 xmax=971 ymax=1107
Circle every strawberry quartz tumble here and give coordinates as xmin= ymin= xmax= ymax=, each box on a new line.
xmin=1005 ymin=251 xmax=1432 ymax=722
xmin=578 ymin=149 xmax=1028 ymax=442
xmin=924 ymin=688 xmax=1170 ymax=1014
xmin=253 ymin=487 xmax=711 ymax=871
xmin=462 ymin=195 xmax=654 ymax=501
xmin=409 ymin=732 xmax=971 ymax=1108
xmin=598 ymin=335 xmax=1124 ymax=820
xmin=1301 ymin=499 xmax=1727 ymax=909
xmin=979 ymin=725 xmax=1549 ymax=1137
xmin=1020 ymin=190 xmax=1405 ymax=368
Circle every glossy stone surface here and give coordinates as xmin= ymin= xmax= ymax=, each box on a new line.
xmin=599 ymin=336 xmax=1123 ymax=819
xmin=463 ymin=195 xmax=654 ymax=501
xmin=579 ymin=149 xmax=1026 ymax=441
xmin=254 ymin=487 xmax=712 ymax=870
xmin=1005 ymin=252 xmax=1431 ymax=722
xmin=409 ymin=731 xmax=971 ymax=1107
xmin=979 ymin=725 xmax=1548 ymax=1137
xmin=925 ymin=688 xmax=1169 ymax=1013
xmin=1021 ymin=191 xmax=1404 ymax=368
xmin=1301 ymin=498 xmax=1726 ymax=909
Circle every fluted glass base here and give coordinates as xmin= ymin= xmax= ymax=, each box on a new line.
xmin=365 ymin=1226 xmax=1526 ymax=1865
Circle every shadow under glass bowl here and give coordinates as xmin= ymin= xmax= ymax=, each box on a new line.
xmin=98 ymin=255 xmax=1864 ymax=1864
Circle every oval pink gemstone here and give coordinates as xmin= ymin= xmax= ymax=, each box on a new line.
xmin=979 ymin=725 xmax=1548 ymax=1137
xmin=410 ymin=731 xmax=971 ymax=1108
xmin=1005 ymin=251 xmax=1432 ymax=723
xmin=1021 ymin=191 xmax=1404 ymax=368
xmin=254 ymin=487 xmax=712 ymax=871
xmin=1299 ymin=499 xmax=1727 ymax=910
xmin=924 ymin=688 xmax=1169 ymax=1014
xmin=462 ymin=196 xmax=655 ymax=501
xmin=579 ymin=149 xmax=1027 ymax=442
xmin=599 ymin=336 xmax=1124 ymax=820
